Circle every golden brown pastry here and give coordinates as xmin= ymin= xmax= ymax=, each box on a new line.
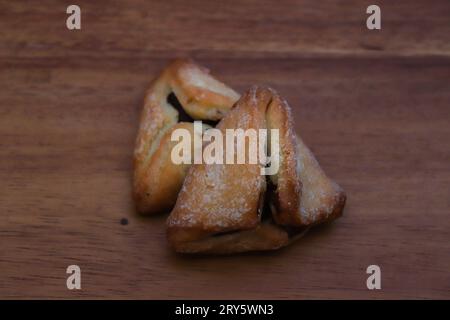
xmin=134 ymin=59 xmax=239 ymax=214
xmin=265 ymin=93 xmax=302 ymax=226
xmin=167 ymin=87 xmax=290 ymax=253
xmin=267 ymin=94 xmax=346 ymax=226
xmin=167 ymin=87 xmax=346 ymax=254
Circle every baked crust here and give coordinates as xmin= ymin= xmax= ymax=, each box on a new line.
xmin=167 ymin=87 xmax=292 ymax=253
xmin=267 ymin=95 xmax=346 ymax=226
xmin=166 ymin=86 xmax=346 ymax=254
xmin=134 ymin=60 xmax=346 ymax=252
xmin=168 ymin=223 xmax=289 ymax=254
xmin=167 ymin=87 xmax=271 ymax=233
xmin=133 ymin=59 xmax=239 ymax=214
xmin=292 ymin=135 xmax=346 ymax=225
xmin=266 ymin=93 xmax=302 ymax=225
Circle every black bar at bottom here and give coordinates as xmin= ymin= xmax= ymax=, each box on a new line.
xmin=0 ymin=300 xmax=446 ymax=319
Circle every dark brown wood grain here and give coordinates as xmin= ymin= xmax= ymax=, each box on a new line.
xmin=0 ymin=0 xmax=449 ymax=299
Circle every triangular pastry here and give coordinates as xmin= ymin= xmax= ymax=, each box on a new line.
xmin=167 ymin=87 xmax=291 ymax=253
xmin=134 ymin=59 xmax=239 ymax=214
xmin=167 ymin=87 xmax=346 ymax=254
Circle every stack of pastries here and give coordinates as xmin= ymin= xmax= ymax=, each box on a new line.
xmin=134 ymin=59 xmax=346 ymax=254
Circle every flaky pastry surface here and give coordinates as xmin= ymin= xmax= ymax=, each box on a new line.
xmin=134 ymin=59 xmax=239 ymax=214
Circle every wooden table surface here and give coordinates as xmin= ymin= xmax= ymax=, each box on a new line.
xmin=1 ymin=0 xmax=449 ymax=299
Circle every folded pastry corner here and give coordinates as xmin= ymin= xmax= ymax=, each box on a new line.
xmin=134 ymin=59 xmax=239 ymax=214
xmin=292 ymin=134 xmax=346 ymax=225
xmin=169 ymin=59 xmax=240 ymax=120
